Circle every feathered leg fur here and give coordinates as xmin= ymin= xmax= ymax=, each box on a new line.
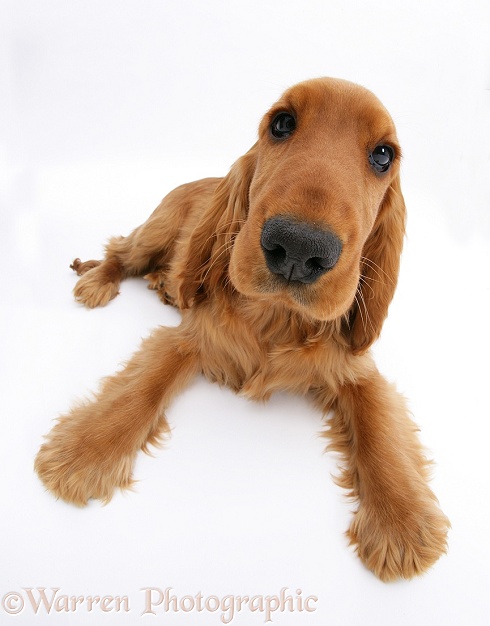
xmin=35 ymin=325 xmax=199 ymax=505
xmin=320 ymin=367 xmax=449 ymax=581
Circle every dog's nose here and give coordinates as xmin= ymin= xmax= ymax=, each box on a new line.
xmin=261 ymin=217 xmax=342 ymax=284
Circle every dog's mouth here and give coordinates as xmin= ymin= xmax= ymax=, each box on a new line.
xmin=228 ymin=217 xmax=356 ymax=321
xmin=257 ymin=270 xmax=312 ymax=296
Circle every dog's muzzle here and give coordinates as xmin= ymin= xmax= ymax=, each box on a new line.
xmin=260 ymin=217 xmax=342 ymax=284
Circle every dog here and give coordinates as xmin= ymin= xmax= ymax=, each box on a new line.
xmin=35 ymin=77 xmax=449 ymax=581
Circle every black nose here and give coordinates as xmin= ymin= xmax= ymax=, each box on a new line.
xmin=261 ymin=217 xmax=342 ymax=284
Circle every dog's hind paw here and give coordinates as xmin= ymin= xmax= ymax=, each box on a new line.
xmin=70 ymin=258 xmax=101 ymax=276
xmin=73 ymin=270 xmax=119 ymax=307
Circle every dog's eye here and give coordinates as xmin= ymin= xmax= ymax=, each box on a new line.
xmin=270 ymin=112 xmax=296 ymax=139
xmin=369 ymin=145 xmax=395 ymax=173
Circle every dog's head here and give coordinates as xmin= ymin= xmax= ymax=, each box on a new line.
xmin=179 ymin=78 xmax=405 ymax=354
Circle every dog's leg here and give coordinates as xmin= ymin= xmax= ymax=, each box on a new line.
xmin=71 ymin=223 xmax=170 ymax=308
xmin=35 ymin=324 xmax=199 ymax=505
xmin=70 ymin=179 xmax=219 ymax=309
xmin=71 ymin=199 xmax=182 ymax=308
xmin=324 ymin=367 xmax=449 ymax=581
xmin=72 ymin=250 xmax=126 ymax=307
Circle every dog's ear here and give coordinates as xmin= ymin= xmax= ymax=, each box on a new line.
xmin=345 ymin=175 xmax=406 ymax=354
xmin=176 ymin=144 xmax=258 ymax=308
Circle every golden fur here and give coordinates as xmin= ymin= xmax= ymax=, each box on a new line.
xmin=35 ymin=78 xmax=449 ymax=581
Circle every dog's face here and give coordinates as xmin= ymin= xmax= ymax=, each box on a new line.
xmin=228 ymin=78 xmax=402 ymax=322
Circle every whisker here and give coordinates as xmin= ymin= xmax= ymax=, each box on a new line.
xmin=358 ymin=273 xmax=387 ymax=286
xmin=360 ymin=256 xmax=395 ymax=286
xmin=353 ymin=293 xmax=366 ymax=333
xmin=194 ymin=219 xmax=247 ymax=271
xmin=354 ymin=285 xmax=375 ymax=337
xmin=199 ymin=241 xmax=234 ymax=288
xmin=358 ymin=274 xmax=375 ymax=297
xmin=195 ymin=236 xmax=236 ymax=272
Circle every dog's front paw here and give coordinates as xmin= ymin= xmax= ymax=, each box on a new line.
xmin=349 ymin=497 xmax=450 ymax=581
xmin=35 ymin=421 xmax=134 ymax=506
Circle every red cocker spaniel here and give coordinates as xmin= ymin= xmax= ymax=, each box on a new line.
xmin=35 ymin=78 xmax=449 ymax=581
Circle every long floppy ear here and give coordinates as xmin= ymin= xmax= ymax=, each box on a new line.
xmin=176 ymin=143 xmax=258 ymax=308
xmin=346 ymin=175 xmax=406 ymax=354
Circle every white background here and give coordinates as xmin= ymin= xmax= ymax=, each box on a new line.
xmin=1 ymin=0 xmax=489 ymax=624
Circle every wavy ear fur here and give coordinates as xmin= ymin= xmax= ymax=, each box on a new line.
xmin=176 ymin=144 xmax=258 ymax=308
xmin=346 ymin=175 xmax=406 ymax=354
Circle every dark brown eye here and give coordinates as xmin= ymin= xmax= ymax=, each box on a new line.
xmin=270 ymin=112 xmax=296 ymax=139
xmin=369 ymin=145 xmax=395 ymax=173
